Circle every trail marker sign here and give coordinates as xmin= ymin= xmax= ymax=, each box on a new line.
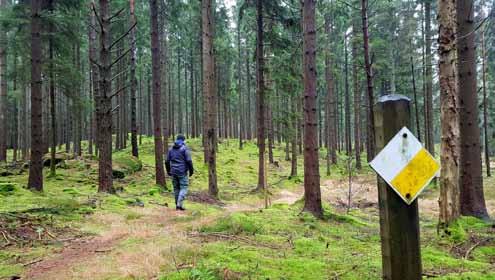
xmin=370 ymin=126 xmax=439 ymax=205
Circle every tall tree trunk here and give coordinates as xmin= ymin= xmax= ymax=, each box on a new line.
xmin=49 ymin=0 xmax=56 ymax=176
xmin=344 ymin=36 xmax=351 ymax=156
xmin=438 ymin=0 xmax=460 ymax=228
xmin=425 ymin=0 xmax=435 ymax=155
xmin=12 ymin=52 xmax=18 ymax=162
xmin=324 ymin=15 xmax=337 ymax=166
xmin=457 ymin=0 xmax=489 ymax=219
xmin=28 ymin=0 xmax=43 ymax=191
xmin=481 ymin=27 xmax=491 ymax=177
xmin=160 ymin=0 xmax=169 ymax=152
xmin=291 ymin=95 xmax=298 ymax=178
xmin=256 ymin=0 xmax=266 ymax=191
xmin=302 ymin=0 xmax=323 ymax=218
xmin=410 ymin=56 xmax=422 ymax=141
xmin=246 ymin=53 xmax=252 ymax=140
xmin=238 ymin=21 xmax=243 ymax=149
xmin=0 ymin=0 xmax=7 ymax=162
xmin=130 ymin=0 xmax=138 ymax=158
xmin=149 ymin=0 xmax=166 ymax=187
xmin=361 ymin=0 xmax=375 ymax=158
xmin=95 ymin=0 xmax=114 ymax=193
xmin=202 ymin=0 xmax=218 ymax=196
xmin=352 ymin=20 xmax=361 ymax=170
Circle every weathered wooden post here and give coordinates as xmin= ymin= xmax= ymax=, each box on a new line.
xmin=373 ymin=94 xmax=422 ymax=280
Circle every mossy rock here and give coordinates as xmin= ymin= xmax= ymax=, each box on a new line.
xmin=112 ymin=154 xmax=143 ymax=179
xmin=112 ymin=170 xmax=126 ymax=179
xmin=0 ymin=183 xmax=17 ymax=195
xmin=42 ymin=153 xmax=72 ymax=167
xmin=0 ymin=169 xmax=14 ymax=177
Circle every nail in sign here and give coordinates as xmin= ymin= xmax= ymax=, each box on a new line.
xmin=370 ymin=127 xmax=440 ymax=205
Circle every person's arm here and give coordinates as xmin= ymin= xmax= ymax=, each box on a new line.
xmin=185 ymin=149 xmax=194 ymax=176
xmin=165 ymin=150 xmax=171 ymax=175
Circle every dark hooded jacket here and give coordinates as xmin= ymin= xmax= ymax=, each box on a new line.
xmin=165 ymin=140 xmax=194 ymax=177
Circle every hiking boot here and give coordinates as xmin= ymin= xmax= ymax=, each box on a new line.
xmin=176 ymin=206 xmax=186 ymax=211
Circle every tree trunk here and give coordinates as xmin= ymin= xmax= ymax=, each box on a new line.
xmin=302 ymin=0 xmax=323 ymax=218
xmin=457 ymin=0 xmax=489 ymax=219
xmin=481 ymin=27 xmax=490 ymax=177
xmin=149 ymin=0 xmax=166 ymax=187
xmin=352 ymin=22 xmax=361 ymax=170
xmin=291 ymin=93 xmax=298 ymax=177
xmin=256 ymin=0 xmax=266 ymax=191
xmin=324 ymin=15 xmax=337 ymax=166
xmin=410 ymin=56 xmax=422 ymax=141
xmin=202 ymin=0 xmax=218 ymax=197
xmin=49 ymin=0 xmax=56 ymax=176
xmin=238 ymin=21 xmax=244 ymax=149
xmin=95 ymin=0 xmax=114 ymax=193
xmin=344 ymin=36 xmax=351 ymax=157
xmin=424 ymin=0 xmax=435 ymax=155
xmin=28 ymin=0 xmax=44 ymax=191
xmin=130 ymin=0 xmax=138 ymax=158
xmin=0 ymin=0 xmax=7 ymax=162
xmin=438 ymin=0 xmax=460 ymax=228
xmin=361 ymin=0 xmax=375 ymax=159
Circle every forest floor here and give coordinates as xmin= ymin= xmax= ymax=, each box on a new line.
xmin=0 ymin=138 xmax=494 ymax=280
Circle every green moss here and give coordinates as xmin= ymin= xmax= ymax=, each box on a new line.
xmin=113 ymin=153 xmax=143 ymax=175
xmin=471 ymin=246 xmax=495 ymax=263
xmin=0 ymin=263 xmax=23 ymax=279
xmin=0 ymin=183 xmax=17 ymax=195
xmin=201 ymin=213 xmax=264 ymax=235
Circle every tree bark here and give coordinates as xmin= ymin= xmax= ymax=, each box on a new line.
xmin=324 ymin=15 xmax=337 ymax=166
xmin=352 ymin=22 xmax=361 ymax=170
xmin=49 ymin=0 xmax=56 ymax=176
xmin=481 ymin=26 xmax=490 ymax=177
xmin=410 ymin=56 xmax=422 ymax=141
xmin=302 ymin=0 xmax=323 ymax=218
xmin=424 ymin=0 xmax=435 ymax=156
xmin=238 ymin=19 xmax=243 ymax=150
xmin=457 ymin=0 xmax=489 ymax=219
xmin=0 ymin=0 xmax=7 ymax=162
xmin=130 ymin=0 xmax=138 ymax=158
xmin=149 ymin=0 xmax=166 ymax=187
xmin=438 ymin=0 xmax=460 ymax=228
xmin=28 ymin=0 xmax=44 ymax=191
xmin=256 ymin=0 xmax=266 ymax=191
xmin=202 ymin=0 xmax=218 ymax=196
xmin=344 ymin=36 xmax=351 ymax=157
xmin=361 ymin=0 xmax=375 ymax=159
xmin=95 ymin=0 xmax=114 ymax=193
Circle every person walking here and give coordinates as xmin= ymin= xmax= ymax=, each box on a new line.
xmin=165 ymin=135 xmax=194 ymax=211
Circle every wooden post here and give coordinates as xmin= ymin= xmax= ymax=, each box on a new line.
xmin=373 ymin=94 xmax=422 ymax=280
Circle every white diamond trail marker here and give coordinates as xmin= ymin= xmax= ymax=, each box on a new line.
xmin=369 ymin=127 xmax=440 ymax=205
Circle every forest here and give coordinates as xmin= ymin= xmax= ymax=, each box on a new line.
xmin=0 ymin=0 xmax=494 ymax=279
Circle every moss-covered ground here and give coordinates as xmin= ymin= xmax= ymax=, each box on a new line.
xmin=0 ymin=137 xmax=493 ymax=280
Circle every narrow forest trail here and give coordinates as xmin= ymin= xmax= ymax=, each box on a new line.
xmin=21 ymin=172 xmax=492 ymax=280
xmin=23 ymin=185 xmax=303 ymax=280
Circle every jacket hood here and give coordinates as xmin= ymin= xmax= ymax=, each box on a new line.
xmin=173 ymin=139 xmax=185 ymax=149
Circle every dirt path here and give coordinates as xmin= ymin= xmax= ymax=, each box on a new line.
xmin=22 ymin=177 xmax=448 ymax=280
xmin=23 ymin=187 xmax=303 ymax=280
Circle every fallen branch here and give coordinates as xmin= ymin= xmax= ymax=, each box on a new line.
xmin=464 ymin=237 xmax=493 ymax=260
xmin=149 ymin=201 xmax=169 ymax=207
xmin=95 ymin=248 xmax=113 ymax=253
xmin=22 ymin=259 xmax=43 ymax=266
xmin=1 ymin=231 xmax=10 ymax=244
xmin=331 ymin=265 xmax=358 ymax=280
xmin=422 ymin=271 xmax=439 ymax=278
